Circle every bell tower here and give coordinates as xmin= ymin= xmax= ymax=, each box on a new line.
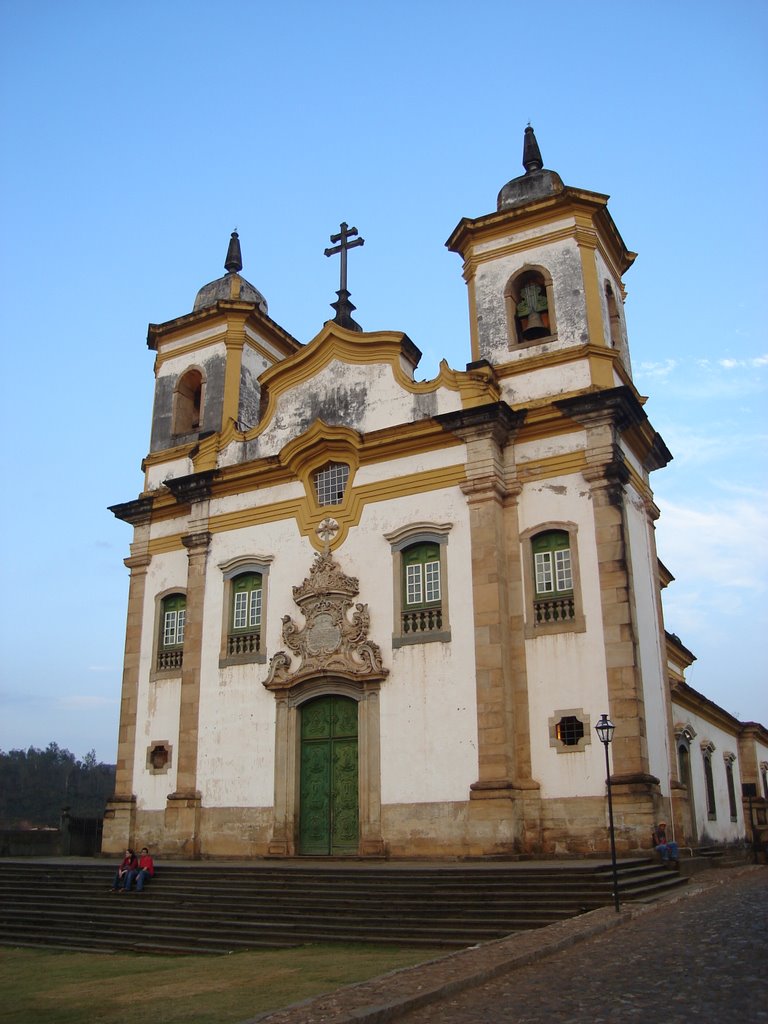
xmin=446 ymin=127 xmax=636 ymax=401
xmin=142 ymin=233 xmax=300 ymax=491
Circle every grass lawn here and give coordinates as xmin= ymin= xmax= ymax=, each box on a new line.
xmin=0 ymin=943 xmax=447 ymax=1024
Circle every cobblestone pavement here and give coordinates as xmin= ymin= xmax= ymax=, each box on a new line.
xmin=250 ymin=867 xmax=767 ymax=1024
xmin=396 ymin=869 xmax=768 ymax=1024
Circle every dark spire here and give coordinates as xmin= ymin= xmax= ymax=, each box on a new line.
xmin=224 ymin=230 xmax=243 ymax=274
xmin=522 ymin=124 xmax=543 ymax=174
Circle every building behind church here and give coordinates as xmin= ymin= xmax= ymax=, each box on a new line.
xmin=103 ymin=129 xmax=768 ymax=860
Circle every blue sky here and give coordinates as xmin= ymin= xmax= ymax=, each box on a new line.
xmin=1 ymin=1 xmax=766 ymax=761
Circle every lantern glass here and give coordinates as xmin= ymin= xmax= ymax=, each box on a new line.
xmin=595 ymin=714 xmax=615 ymax=746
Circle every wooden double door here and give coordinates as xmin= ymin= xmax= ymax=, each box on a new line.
xmin=299 ymin=695 xmax=359 ymax=855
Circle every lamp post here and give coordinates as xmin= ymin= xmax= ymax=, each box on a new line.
xmin=595 ymin=713 xmax=620 ymax=913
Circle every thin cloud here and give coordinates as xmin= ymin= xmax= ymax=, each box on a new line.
xmin=636 ymin=359 xmax=678 ymax=379
xmin=57 ymin=696 xmax=116 ymax=710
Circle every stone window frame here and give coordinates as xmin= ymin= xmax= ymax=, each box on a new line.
xmin=146 ymin=741 xmax=173 ymax=775
xmin=723 ymin=751 xmax=739 ymax=822
xmin=548 ymin=708 xmax=592 ymax=754
xmin=149 ymin=588 xmax=187 ymax=682
xmin=504 ymin=263 xmax=557 ymax=349
xmin=218 ymin=556 xmax=273 ymax=668
xmin=172 ymin=365 xmax=206 ymax=437
xmin=521 ymin=522 xmax=586 ymax=639
xmin=701 ymin=740 xmax=717 ymax=820
xmin=761 ymin=761 xmax=768 ymax=801
xmin=385 ymin=522 xmax=452 ymax=649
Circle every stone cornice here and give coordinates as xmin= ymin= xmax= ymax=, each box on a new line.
xmin=435 ymin=401 xmax=525 ymax=448
xmin=108 ymin=497 xmax=153 ymax=526
xmin=556 ymin=386 xmax=672 ymax=472
xmin=165 ymin=470 xmax=217 ymax=506
xmin=147 ymin=300 xmax=302 ymax=358
xmin=671 ymin=679 xmax=745 ymax=734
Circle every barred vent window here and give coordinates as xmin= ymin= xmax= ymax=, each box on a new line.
xmin=314 ymin=462 xmax=350 ymax=506
xmin=555 ymin=716 xmax=584 ymax=747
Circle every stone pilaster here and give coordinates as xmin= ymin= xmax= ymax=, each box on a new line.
xmin=437 ymin=403 xmax=533 ymax=826
xmin=172 ymin=530 xmax=211 ymax=797
xmin=102 ymin=499 xmax=152 ymax=855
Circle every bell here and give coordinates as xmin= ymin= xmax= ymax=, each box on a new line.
xmin=522 ymin=310 xmax=548 ymax=341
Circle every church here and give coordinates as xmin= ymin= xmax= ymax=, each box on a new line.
xmin=103 ymin=128 xmax=768 ymax=860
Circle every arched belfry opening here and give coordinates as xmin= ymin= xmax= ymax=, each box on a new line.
xmin=173 ymin=367 xmax=204 ymax=435
xmin=505 ymin=266 xmax=556 ymax=346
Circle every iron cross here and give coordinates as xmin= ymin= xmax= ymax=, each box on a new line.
xmin=324 ymin=222 xmax=364 ymax=293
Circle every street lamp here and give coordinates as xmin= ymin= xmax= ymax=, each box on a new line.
xmin=595 ymin=713 xmax=620 ymax=913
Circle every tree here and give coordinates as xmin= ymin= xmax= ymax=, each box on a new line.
xmin=0 ymin=745 xmax=116 ymax=828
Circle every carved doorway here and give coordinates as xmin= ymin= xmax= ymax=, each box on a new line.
xmin=299 ymin=695 xmax=359 ymax=855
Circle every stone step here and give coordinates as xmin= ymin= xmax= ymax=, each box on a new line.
xmin=0 ymin=859 xmax=687 ymax=953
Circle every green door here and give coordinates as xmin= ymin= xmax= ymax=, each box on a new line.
xmin=299 ymin=695 xmax=359 ymax=856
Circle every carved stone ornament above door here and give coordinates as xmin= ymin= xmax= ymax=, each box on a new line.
xmin=264 ymin=550 xmax=388 ymax=692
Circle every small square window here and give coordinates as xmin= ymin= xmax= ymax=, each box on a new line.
xmin=314 ymin=463 xmax=350 ymax=506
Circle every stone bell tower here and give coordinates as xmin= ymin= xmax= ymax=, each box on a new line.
xmin=446 ymin=126 xmax=635 ymax=398
xmin=145 ymin=232 xmax=300 ymax=464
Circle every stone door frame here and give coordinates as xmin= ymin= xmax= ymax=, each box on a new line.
xmin=268 ymin=677 xmax=385 ymax=857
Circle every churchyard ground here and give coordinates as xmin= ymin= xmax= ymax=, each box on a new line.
xmin=0 ymin=942 xmax=446 ymax=1024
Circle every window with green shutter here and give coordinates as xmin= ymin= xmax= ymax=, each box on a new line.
xmin=158 ymin=593 xmax=185 ymax=671
xmin=228 ymin=572 xmax=262 ymax=656
xmin=531 ymin=530 xmax=575 ymax=626
xmin=401 ymin=542 xmax=442 ymax=635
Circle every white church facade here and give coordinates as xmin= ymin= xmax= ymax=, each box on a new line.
xmin=103 ymin=129 xmax=768 ymax=860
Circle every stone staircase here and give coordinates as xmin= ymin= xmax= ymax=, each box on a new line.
xmin=0 ymin=858 xmax=685 ymax=955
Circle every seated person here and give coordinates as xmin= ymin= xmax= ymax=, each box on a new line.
xmin=111 ymin=849 xmax=137 ymax=891
xmin=652 ymin=821 xmax=679 ymax=862
xmin=125 ymin=846 xmax=155 ymax=892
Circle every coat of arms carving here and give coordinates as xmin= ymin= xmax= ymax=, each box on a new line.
xmin=264 ymin=550 xmax=388 ymax=691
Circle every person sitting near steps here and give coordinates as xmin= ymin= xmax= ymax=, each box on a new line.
xmin=125 ymin=847 xmax=155 ymax=892
xmin=110 ymin=849 xmax=137 ymax=891
xmin=652 ymin=821 xmax=679 ymax=863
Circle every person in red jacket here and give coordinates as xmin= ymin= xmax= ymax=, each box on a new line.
xmin=125 ymin=847 xmax=155 ymax=892
xmin=110 ymin=849 xmax=137 ymax=891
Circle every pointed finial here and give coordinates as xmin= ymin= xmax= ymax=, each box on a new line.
xmin=522 ymin=125 xmax=543 ymax=174
xmin=224 ymin=230 xmax=243 ymax=274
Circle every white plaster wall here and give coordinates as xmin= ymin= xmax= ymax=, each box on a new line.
xmin=473 ymin=235 xmax=588 ymax=365
xmin=347 ymin=490 xmax=478 ymax=805
xmin=190 ymin=481 xmax=477 ymax=809
xmin=244 ymin=325 xmax=291 ymax=363
xmin=514 ymin=433 xmax=585 ymax=466
xmin=208 ymin=480 xmax=304 ymax=518
xmin=146 ymin=456 xmax=194 ymax=491
xmin=155 ymin=339 xmax=227 ymax=379
xmin=623 ymin=484 xmax=671 ymax=794
xmin=352 ymin=445 xmax=465 ymax=487
xmin=519 ymin=476 xmax=609 ymax=799
xmin=132 ymin=548 xmax=188 ymax=808
xmin=472 ymin=217 xmax=575 ymax=256
xmin=195 ymin=516 xmax=309 ymax=806
xmin=594 ymin=250 xmax=632 ymax=377
xmin=499 ymin=358 xmax=593 ymax=407
xmin=161 ymin=325 xmax=225 ymax=355
xmin=246 ymin=360 xmax=463 ymax=461
xmin=669 ymin=703 xmax=746 ymax=842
